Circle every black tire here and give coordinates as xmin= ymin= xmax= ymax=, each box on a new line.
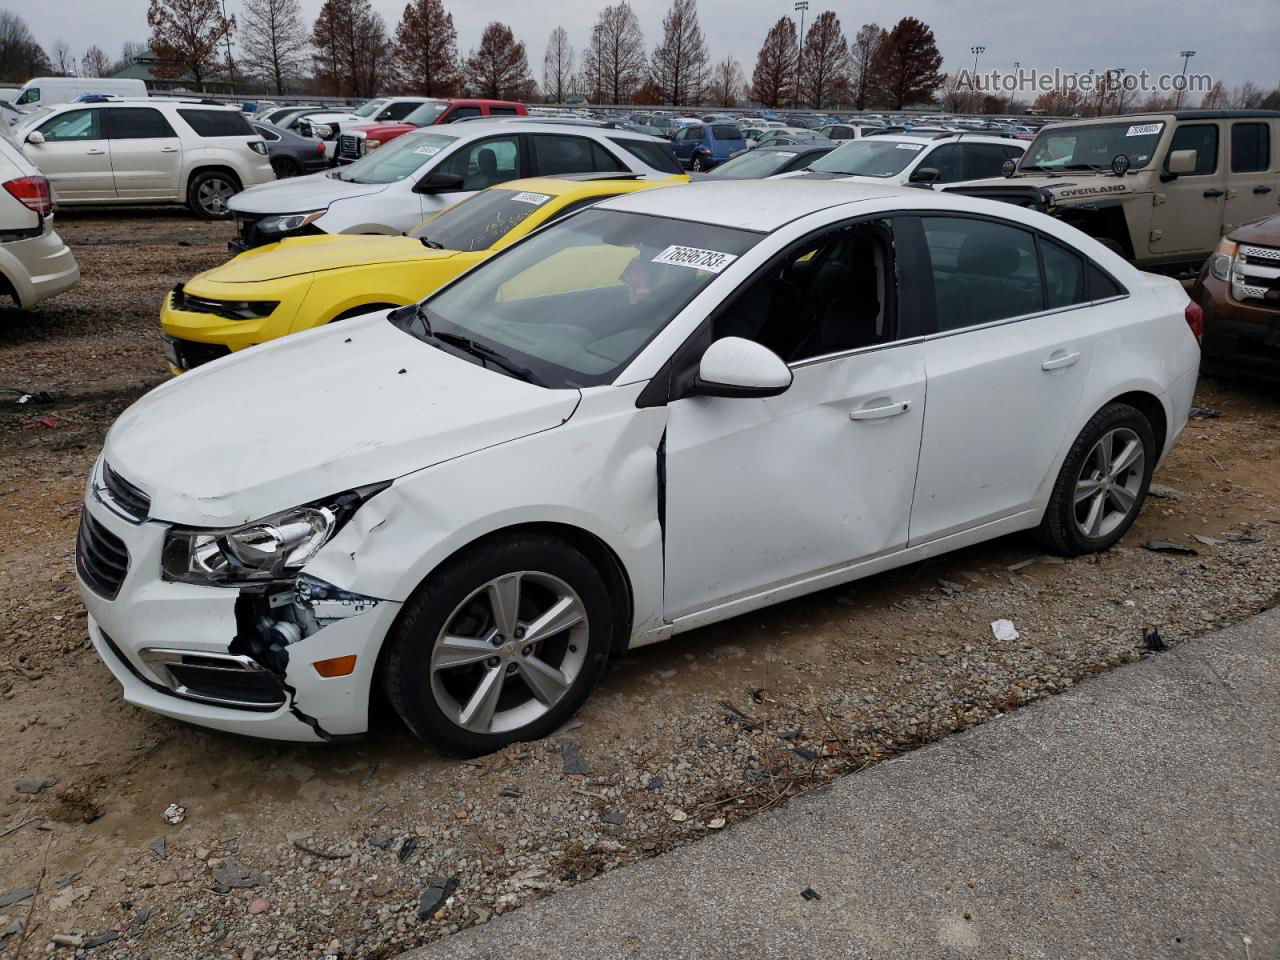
xmin=1038 ymin=402 xmax=1156 ymax=555
xmin=187 ymin=170 xmax=240 ymax=220
xmin=271 ymin=157 xmax=301 ymax=178
xmin=383 ymin=534 xmax=614 ymax=756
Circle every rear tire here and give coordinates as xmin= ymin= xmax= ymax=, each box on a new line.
xmin=383 ymin=535 xmax=614 ymax=756
xmin=271 ymin=157 xmax=301 ymax=178
xmin=1038 ymin=402 xmax=1155 ymax=555
xmin=187 ymin=170 xmax=240 ymax=220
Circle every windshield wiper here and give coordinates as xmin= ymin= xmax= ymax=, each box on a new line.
xmin=433 ymin=332 xmax=542 ymax=385
xmin=419 ymin=237 xmax=444 ymax=249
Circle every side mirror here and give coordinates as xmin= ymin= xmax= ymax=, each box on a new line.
xmin=416 ymin=171 xmax=464 ymax=194
xmin=1165 ymin=149 xmax=1197 ymax=176
xmin=693 ymin=337 xmax=792 ymax=398
xmin=25 ymin=130 xmax=44 ymax=145
xmin=909 ymin=166 xmax=939 ymax=184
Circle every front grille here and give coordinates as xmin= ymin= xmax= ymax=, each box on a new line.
xmin=77 ymin=512 xmax=129 ymax=600
xmin=233 ymin=214 xmax=262 ymax=250
xmin=162 ymin=334 xmax=232 ymax=371
xmin=337 ymin=134 xmax=364 ymax=162
xmin=1235 ymin=245 xmax=1280 ymax=306
xmin=101 ymin=462 xmax=150 ymax=521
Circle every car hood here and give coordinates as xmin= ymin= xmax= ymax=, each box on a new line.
xmin=1228 ymin=213 xmax=1280 ymax=246
xmin=958 ymin=173 xmax=1142 ymax=202
xmin=349 ymin=122 xmax=417 ymax=139
xmin=105 ymin=313 xmax=580 ymax=526
xmin=203 ymin=235 xmax=459 ymax=282
xmin=229 ymin=171 xmax=391 ymax=215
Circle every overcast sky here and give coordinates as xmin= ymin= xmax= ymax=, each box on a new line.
xmin=22 ymin=0 xmax=1279 ymax=93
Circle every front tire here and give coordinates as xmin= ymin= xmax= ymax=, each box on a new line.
xmin=383 ymin=535 xmax=614 ymax=756
xmin=187 ymin=170 xmax=240 ymax=220
xmin=1038 ymin=402 xmax=1155 ymax=555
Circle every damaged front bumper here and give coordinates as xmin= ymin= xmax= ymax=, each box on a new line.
xmin=77 ymin=493 xmax=401 ymax=742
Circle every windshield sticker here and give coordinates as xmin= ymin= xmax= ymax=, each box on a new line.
xmin=414 ymin=145 xmax=441 ymax=156
xmin=895 ymin=143 xmax=925 ymax=151
xmin=511 ymin=192 xmax=552 ymax=205
xmin=1125 ymin=123 xmax=1162 ymax=137
xmin=652 ymin=245 xmax=739 ymax=273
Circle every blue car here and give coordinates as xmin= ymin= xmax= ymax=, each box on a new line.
xmin=671 ymin=122 xmax=747 ymax=171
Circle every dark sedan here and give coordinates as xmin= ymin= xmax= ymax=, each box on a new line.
xmin=250 ymin=122 xmax=330 ymax=178
xmin=697 ymin=143 xmax=837 ymax=180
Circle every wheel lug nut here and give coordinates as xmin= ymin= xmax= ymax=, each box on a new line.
xmin=514 ymin=627 xmax=525 ymax=639
xmin=522 ymin=645 xmax=533 ymax=657
xmin=491 ymin=634 xmax=504 ymax=646
xmin=486 ymin=656 xmax=500 ymax=668
xmin=506 ymin=663 xmax=518 ymax=674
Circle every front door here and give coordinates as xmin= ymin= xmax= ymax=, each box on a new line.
xmin=1223 ymin=120 xmax=1278 ymax=232
xmin=909 ymin=215 xmax=1097 ymax=544
xmin=663 ymin=218 xmax=926 ymax=620
xmin=104 ymin=107 xmax=182 ymax=200
xmin=1150 ymin=121 xmax=1227 ymax=256
xmin=28 ymin=108 xmax=115 ymax=201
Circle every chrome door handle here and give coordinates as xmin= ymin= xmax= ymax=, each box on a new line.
xmin=160 ymin=146 xmax=179 ymax=153
xmin=1255 ymin=185 xmax=1273 ymax=195
xmin=849 ymin=400 xmax=912 ymax=421
xmin=1203 ymin=189 xmax=1224 ymax=199
xmin=1041 ymin=351 xmax=1081 ymax=371
xmin=86 ymin=148 xmax=106 ymax=155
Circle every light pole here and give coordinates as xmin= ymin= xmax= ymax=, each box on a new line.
xmin=1008 ymin=61 xmax=1020 ymax=113
xmin=969 ymin=45 xmax=986 ymax=113
xmin=794 ymin=1 xmax=808 ymax=109
xmin=1175 ymin=49 xmax=1196 ymax=109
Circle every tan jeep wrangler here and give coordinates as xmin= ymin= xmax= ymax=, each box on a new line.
xmin=947 ymin=110 xmax=1279 ymax=277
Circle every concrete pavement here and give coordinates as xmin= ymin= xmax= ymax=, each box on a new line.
xmin=402 ymin=608 xmax=1280 ymax=960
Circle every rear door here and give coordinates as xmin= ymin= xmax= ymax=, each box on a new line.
xmin=531 ymin=134 xmax=626 ymax=176
xmin=27 ymin=108 xmax=114 ymax=201
xmin=1223 ymin=119 xmax=1277 ymax=232
xmin=104 ymin=107 xmax=182 ymax=200
xmin=1150 ymin=121 xmax=1227 ymax=256
xmin=909 ymin=214 xmax=1099 ymax=545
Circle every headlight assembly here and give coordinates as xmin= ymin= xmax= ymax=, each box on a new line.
xmin=1209 ymin=239 xmax=1238 ymax=283
xmin=258 ymin=210 xmax=325 ymax=234
xmin=162 ymin=483 xmax=388 ymax=586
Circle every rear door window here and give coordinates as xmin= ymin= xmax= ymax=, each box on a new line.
xmin=178 ymin=109 xmax=253 ymax=137
xmin=609 ymin=137 xmax=682 ymax=174
xmin=1040 ymin=238 xmax=1088 ymax=309
xmin=105 ymin=107 xmax=176 ymax=139
xmin=1230 ymin=122 xmax=1271 ymax=173
xmin=922 ymin=216 xmax=1044 ymax=330
xmin=443 ymin=106 xmax=481 ymax=123
xmin=532 ymin=134 xmax=623 ymax=175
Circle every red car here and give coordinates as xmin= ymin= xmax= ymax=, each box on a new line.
xmin=335 ymin=98 xmax=527 ymax=163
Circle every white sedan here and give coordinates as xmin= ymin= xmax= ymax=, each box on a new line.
xmin=77 ymin=180 xmax=1200 ymax=755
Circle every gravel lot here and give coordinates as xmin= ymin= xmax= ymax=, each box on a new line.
xmin=1 ymin=209 xmax=1277 ymax=960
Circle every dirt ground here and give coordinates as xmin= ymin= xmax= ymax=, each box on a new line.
xmin=1 ymin=209 xmax=1277 ymax=960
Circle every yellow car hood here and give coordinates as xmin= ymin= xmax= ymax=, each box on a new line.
xmin=213 ymin=235 xmax=459 ymax=283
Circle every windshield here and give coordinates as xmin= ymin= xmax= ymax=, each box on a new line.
xmin=339 ymin=131 xmax=457 ymax=183
xmin=706 ymin=149 xmax=798 ymax=179
xmin=354 ymin=99 xmax=387 ymax=118
xmin=808 ymin=139 xmax=924 ymax=177
xmin=411 ymin=187 xmax=560 ymax=251
xmin=403 ymin=101 xmax=448 ymax=126
xmin=1021 ymin=121 xmax=1164 ymax=172
xmin=397 ymin=209 xmax=760 ymax=387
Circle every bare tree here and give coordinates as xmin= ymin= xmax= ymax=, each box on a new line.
xmin=81 ymin=45 xmax=112 ymax=78
xmin=51 ymin=39 xmax=76 ymax=76
xmin=799 ymin=11 xmax=850 ymax=108
xmin=464 ymin=22 xmax=534 ymax=100
xmin=705 ymin=56 xmax=743 ymax=107
xmin=1230 ymin=81 xmax=1264 ymax=108
xmin=393 ymin=0 xmax=460 ymax=96
xmin=312 ymin=0 xmax=387 ymax=97
xmin=582 ymin=3 xmax=646 ymax=106
xmin=750 ymin=16 xmax=796 ymax=108
xmin=650 ymin=0 xmax=709 ymax=107
xmin=848 ymin=22 xmax=884 ymax=110
xmin=1199 ymin=80 xmax=1227 ymax=110
xmin=239 ymin=0 xmax=309 ymax=94
xmin=147 ymin=0 xmax=236 ymax=86
xmin=0 ymin=12 xmax=51 ymax=79
xmin=542 ymin=26 xmax=574 ymax=104
xmin=110 ymin=40 xmax=149 ymax=74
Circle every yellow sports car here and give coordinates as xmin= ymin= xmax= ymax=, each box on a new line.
xmin=160 ymin=175 xmax=687 ymax=371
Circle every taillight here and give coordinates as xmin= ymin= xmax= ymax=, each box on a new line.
xmin=3 ymin=176 xmax=52 ymax=216
xmin=1184 ymin=300 xmax=1204 ymax=343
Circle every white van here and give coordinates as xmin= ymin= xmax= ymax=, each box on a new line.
xmin=14 ymin=77 xmax=147 ymax=109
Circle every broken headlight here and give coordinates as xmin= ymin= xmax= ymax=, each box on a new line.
xmin=161 ymin=484 xmax=388 ymax=586
xmin=258 ymin=210 xmax=325 ymax=235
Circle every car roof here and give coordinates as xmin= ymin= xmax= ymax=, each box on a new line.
xmin=407 ymin=120 xmax=669 ymax=144
xmin=483 ymin=175 xmax=677 ymax=201
xmin=594 ymin=178 xmax=917 ymax=232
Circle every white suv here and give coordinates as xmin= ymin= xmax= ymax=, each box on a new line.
xmin=15 ymin=101 xmax=275 ymax=219
xmin=0 ymin=135 xmax=78 ymax=308
xmin=227 ymin=121 xmax=685 ymax=249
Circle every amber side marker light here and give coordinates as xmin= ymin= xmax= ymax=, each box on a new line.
xmin=313 ymin=655 xmax=358 ymax=677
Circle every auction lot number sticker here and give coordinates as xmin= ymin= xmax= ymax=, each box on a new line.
xmin=652 ymin=245 xmax=738 ymax=273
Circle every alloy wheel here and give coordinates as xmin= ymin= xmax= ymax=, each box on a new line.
xmin=1072 ymin=426 xmax=1145 ymax=541
xmin=198 ymin=178 xmax=235 ymax=216
xmin=429 ymin=571 xmax=589 ymax=734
